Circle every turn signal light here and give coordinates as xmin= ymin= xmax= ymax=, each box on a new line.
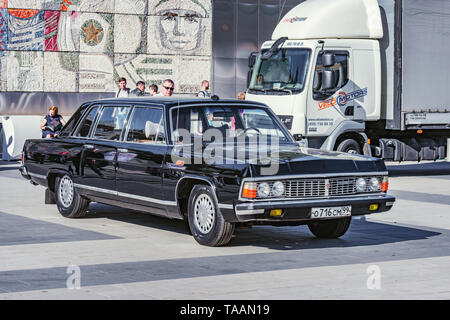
xmin=369 ymin=204 xmax=379 ymax=211
xmin=381 ymin=177 xmax=389 ymax=192
xmin=270 ymin=209 xmax=283 ymax=217
xmin=242 ymin=182 xmax=257 ymax=199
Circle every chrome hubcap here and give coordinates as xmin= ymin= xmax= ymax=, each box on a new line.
xmin=59 ymin=176 xmax=74 ymax=208
xmin=194 ymin=194 xmax=215 ymax=234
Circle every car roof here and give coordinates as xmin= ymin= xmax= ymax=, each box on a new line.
xmin=86 ymin=97 xmax=268 ymax=109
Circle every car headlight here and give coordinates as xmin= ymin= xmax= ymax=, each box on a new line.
xmin=271 ymin=181 xmax=285 ymax=197
xmin=368 ymin=177 xmax=380 ymax=191
xmin=355 ymin=177 xmax=367 ymax=192
xmin=257 ymin=182 xmax=271 ymax=198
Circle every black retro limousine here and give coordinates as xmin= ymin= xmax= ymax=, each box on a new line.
xmin=20 ymin=97 xmax=395 ymax=246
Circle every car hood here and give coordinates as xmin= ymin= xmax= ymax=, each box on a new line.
xmin=211 ymin=143 xmax=387 ymax=177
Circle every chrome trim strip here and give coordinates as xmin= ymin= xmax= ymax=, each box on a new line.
xmin=28 ymin=172 xmax=46 ymax=180
xmin=74 ymin=184 xmax=117 ymax=195
xmin=74 ymin=183 xmax=177 ymax=206
xmin=235 ymin=194 xmax=395 ymax=211
xmin=117 ymin=191 xmax=177 ymax=206
xmin=235 ymin=209 xmax=265 ymax=216
xmin=218 ymin=203 xmax=234 ymax=210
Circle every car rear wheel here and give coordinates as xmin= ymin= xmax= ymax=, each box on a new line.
xmin=55 ymin=175 xmax=89 ymax=218
xmin=307 ymin=217 xmax=352 ymax=238
xmin=187 ymin=185 xmax=234 ymax=246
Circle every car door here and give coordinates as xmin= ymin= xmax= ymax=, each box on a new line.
xmin=115 ymin=105 xmax=169 ymax=217
xmin=77 ymin=104 xmax=131 ymax=200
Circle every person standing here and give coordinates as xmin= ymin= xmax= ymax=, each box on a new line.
xmin=197 ymin=80 xmax=211 ymax=98
xmin=156 ymin=79 xmax=175 ymax=97
xmin=149 ymin=84 xmax=158 ymax=96
xmin=130 ymin=81 xmax=146 ymax=96
xmin=40 ymin=106 xmax=66 ymax=138
xmin=116 ymin=77 xmax=130 ymax=97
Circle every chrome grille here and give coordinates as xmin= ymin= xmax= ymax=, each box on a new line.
xmin=285 ymin=179 xmax=326 ymax=198
xmin=253 ymin=176 xmax=383 ymax=199
xmin=329 ymin=177 xmax=357 ymax=196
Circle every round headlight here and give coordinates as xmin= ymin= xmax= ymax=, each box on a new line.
xmin=271 ymin=181 xmax=285 ymax=197
xmin=355 ymin=178 xmax=367 ymax=192
xmin=369 ymin=177 xmax=380 ymax=191
xmin=257 ymin=182 xmax=271 ymax=198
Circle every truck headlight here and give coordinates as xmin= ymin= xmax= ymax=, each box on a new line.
xmin=257 ymin=182 xmax=271 ymax=198
xmin=368 ymin=177 xmax=380 ymax=191
xmin=271 ymin=181 xmax=285 ymax=197
xmin=355 ymin=178 xmax=367 ymax=192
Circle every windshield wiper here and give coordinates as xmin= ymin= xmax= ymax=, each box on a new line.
xmin=265 ymin=88 xmax=293 ymax=95
xmin=248 ymin=88 xmax=267 ymax=94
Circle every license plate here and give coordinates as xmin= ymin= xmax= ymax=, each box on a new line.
xmin=311 ymin=206 xmax=352 ymax=219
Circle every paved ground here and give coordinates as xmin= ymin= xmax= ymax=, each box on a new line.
xmin=0 ymin=160 xmax=449 ymax=300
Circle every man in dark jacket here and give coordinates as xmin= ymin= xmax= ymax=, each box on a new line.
xmin=130 ymin=81 xmax=146 ymax=96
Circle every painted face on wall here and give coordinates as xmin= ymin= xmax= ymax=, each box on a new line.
xmin=154 ymin=0 xmax=209 ymax=52
xmin=158 ymin=9 xmax=202 ymax=51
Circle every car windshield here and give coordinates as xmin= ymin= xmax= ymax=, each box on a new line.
xmin=248 ymin=48 xmax=311 ymax=94
xmin=171 ymin=106 xmax=292 ymax=143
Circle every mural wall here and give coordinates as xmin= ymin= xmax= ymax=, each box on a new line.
xmin=0 ymin=0 xmax=212 ymax=114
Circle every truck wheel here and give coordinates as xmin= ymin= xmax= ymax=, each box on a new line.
xmin=55 ymin=175 xmax=89 ymax=218
xmin=187 ymin=185 xmax=235 ymax=246
xmin=336 ymin=139 xmax=362 ymax=155
xmin=307 ymin=217 xmax=351 ymax=238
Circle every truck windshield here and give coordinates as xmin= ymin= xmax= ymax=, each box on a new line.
xmin=248 ymin=48 xmax=311 ymax=94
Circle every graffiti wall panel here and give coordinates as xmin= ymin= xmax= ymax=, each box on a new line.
xmin=7 ymin=9 xmax=45 ymax=50
xmin=7 ymin=50 xmax=43 ymax=91
xmin=44 ymin=10 xmax=59 ymax=51
xmin=79 ymin=52 xmax=114 ymax=92
xmin=7 ymin=0 xmax=44 ymax=10
xmin=0 ymin=9 xmax=7 ymax=50
xmin=0 ymin=0 xmax=213 ymax=114
xmin=43 ymin=51 xmax=78 ymax=92
xmin=115 ymin=0 xmax=147 ymax=15
xmin=114 ymin=14 xmax=145 ymax=54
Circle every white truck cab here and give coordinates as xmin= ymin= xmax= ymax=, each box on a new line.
xmin=246 ymin=0 xmax=450 ymax=160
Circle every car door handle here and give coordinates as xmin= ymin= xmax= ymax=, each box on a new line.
xmin=117 ymin=148 xmax=128 ymax=153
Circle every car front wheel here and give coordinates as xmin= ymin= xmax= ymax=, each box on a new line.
xmin=307 ymin=217 xmax=352 ymax=238
xmin=187 ymin=185 xmax=234 ymax=246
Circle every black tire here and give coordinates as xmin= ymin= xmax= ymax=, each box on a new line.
xmin=336 ymin=139 xmax=362 ymax=154
xmin=187 ymin=185 xmax=235 ymax=247
xmin=55 ymin=175 xmax=89 ymax=218
xmin=308 ymin=217 xmax=352 ymax=239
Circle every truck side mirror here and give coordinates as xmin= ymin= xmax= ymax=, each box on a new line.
xmin=247 ymin=70 xmax=253 ymax=88
xmin=322 ymin=53 xmax=335 ymax=67
xmin=248 ymin=52 xmax=258 ymax=68
xmin=321 ymin=70 xmax=336 ymax=90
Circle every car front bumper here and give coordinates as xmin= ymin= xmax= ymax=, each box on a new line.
xmin=233 ymin=194 xmax=395 ymax=222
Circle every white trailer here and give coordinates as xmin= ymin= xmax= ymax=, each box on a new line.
xmin=246 ymin=0 xmax=450 ymax=161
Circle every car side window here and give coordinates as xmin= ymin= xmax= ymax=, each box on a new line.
xmin=126 ymin=107 xmax=165 ymax=144
xmin=313 ymin=51 xmax=349 ymax=100
xmin=93 ymin=106 xmax=130 ymax=141
xmin=73 ymin=106 xmax=100 ymax=137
